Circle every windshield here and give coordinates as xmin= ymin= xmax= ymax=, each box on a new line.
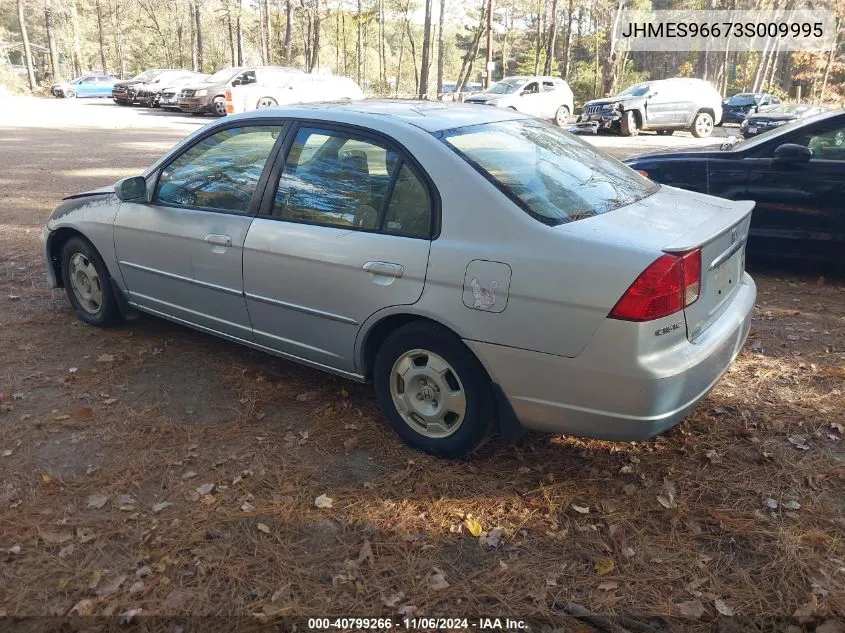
xmin=206 ymin=68 xmax=241 ymax=84
xmin=724 ymin=112 xmax=834 ymax=152
xmin=616 ymin=83 xmax=651 ymax=97
xmin=727 ymin=94 xmax=759 ymax=106
xmin=485 ymin=78 xmax=526 ymax=95
xmin=767 ymin=104 xmax=817 ymax=116
xmin=442 ymin=119 xmax=658 ymax=226
xmin=130 ymin=70 xmax=161 ymax=82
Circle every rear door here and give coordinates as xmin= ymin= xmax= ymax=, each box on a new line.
xmin=114 ymin=122 xmax=285 ymax=338
xmin=242 ymin=123 xmax=434 ymax=374
xmin=517 ymin=81 xmax=544 ymax=117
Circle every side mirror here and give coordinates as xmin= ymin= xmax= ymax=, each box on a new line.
xmin=114 ymin=176 xmax=147 ymax=201
xmin=773 ymin=143 xmax=812 ymax=163
xmin=231 ymin=78 xmax=243 ymax=86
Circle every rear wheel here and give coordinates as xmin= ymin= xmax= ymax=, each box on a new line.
xmin=256 ymin=97 xmax=278 ymax=109
xmin=212 ymin=96 xmax=227 ymax=116
xmin=690 ymin=111 xmax=714 ymax=138
xmin=554 ymin=105 xmax=570 ymax=127
xmin=620 ymin=110 xmax=639 ymax=136
xmin=60 ymin=237 xmax=122 ymax=327
xmin=65 ymin=88 xmax=77 ymax=99
xmin=374 ymin=321 xmax=495 ymax=458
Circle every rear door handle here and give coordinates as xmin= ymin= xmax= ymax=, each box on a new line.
xmin=362 ymin=261 xmax=404 ymax=278
xmin=205 ymin=234 xmax=232 ymax=247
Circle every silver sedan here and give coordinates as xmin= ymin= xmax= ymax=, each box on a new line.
xmin=42 ymin=101 xmax=756 ymax=458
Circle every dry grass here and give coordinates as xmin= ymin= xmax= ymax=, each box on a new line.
xmin=1 ymin=125 xmax=844 ymax=632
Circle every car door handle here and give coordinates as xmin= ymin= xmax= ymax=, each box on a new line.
xmin=205 ymin=234 xmax=232 ymax=247
xmin=362 ymin=261 xmax=404 ymax=278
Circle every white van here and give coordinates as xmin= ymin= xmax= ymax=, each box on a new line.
xmin=225 ymin=74 xmax=364 ymax=114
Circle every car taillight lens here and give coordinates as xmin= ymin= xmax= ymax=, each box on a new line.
xmin=609 ymin=248 xmax=701 ymax=322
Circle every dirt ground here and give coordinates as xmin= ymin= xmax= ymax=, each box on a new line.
xmin=0 ymin=98 xmax=844 ymax=631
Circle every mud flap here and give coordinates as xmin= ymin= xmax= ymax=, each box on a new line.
xmin=110 ymin=278 xmax=140 ymax=321
xmin=491 ymin=382 xmax=525 ymax=442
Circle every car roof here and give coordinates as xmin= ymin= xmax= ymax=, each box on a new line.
xmin=231 ymin=99 xmax=529 ymax=133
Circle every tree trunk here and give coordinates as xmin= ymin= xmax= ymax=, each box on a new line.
xmin=258 ymin=0 xmax=267 ymax=64
xmin=418 ymin=0 xmax=433 ymax=97
xmin=110 ymin=0 xmax=124 ymax=78
xmin=190 ymin=0 xmax=197 ymax=70
xmin=356 ymin=0 xmax=363 ymax=85
xmin=96 ymin=0 xmax=108 ymax=73
xmin=543 ymin=0 xmax=558 ymax=75
xmin=342 ymin=9 xmax=348 ymax=75
xmin=227 ymin=7 xmax=235 ymax=66
xmin=195 ymin=1 xmax=204 ymax=71
xmin=601 ymin=0 xmax=624 ymax=96
xmin=455 ymin=0 xmax=485 ymax=93
xmin=70 ymin=0 xmax=83 ymax=77
xmin=311 ymin=3 xmax=320 ymax=70
xmin=265 ymin=0 xmax=274 ymax=64
xmin=818 ymin=19 xmax=838 ymax=103
xmin=380 ymin=0 xmax=387 ymax=88
xmin=533 ymin=0 xmax=542 ymax=75
xmin=560 ymin=0 xmax=574 ymax=79
xmin=405 ymin=11 xmax=419 ymax=90
xmin=44 ymin=0 xmax=59 ymax=81
xmin=436 ymin=0 xmax=445 ymax=96
xmin=284 ymin=0 xmax=292 ymax=64
xmin=16 ymin=0 xmax=37 ymax=90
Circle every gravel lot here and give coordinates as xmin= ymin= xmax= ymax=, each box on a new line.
xmin=1 ymin=97 xmax=843 ymax=629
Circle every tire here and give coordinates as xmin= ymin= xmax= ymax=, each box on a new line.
xmin=60 ymin=236 xmax=122 ymax=327
xmin=212 ymin=96 xmax=227 ymax=116
xmin=255 ymin=97 xmax=278 ymax=110
xmin=656 ymin=129 xmax=674 ymax=136
xmin=620 ymin=110 xmax=639 ymax=136
xmin=65 ymin=88 xmax=77 ymax=99
xmin=690 ymin=111 xmax=714 ymax=138
xmin=554 ymin=105 xmax=570 ymax=127
xmin=373 ymin=321 xmax=495 ymax=458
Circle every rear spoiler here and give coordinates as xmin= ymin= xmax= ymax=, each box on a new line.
xmin=662 ymin=200 xmax=754 ymax=253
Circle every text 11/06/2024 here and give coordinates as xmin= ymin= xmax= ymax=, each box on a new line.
xmin=307 ymin=617 xmax=528 ymax=630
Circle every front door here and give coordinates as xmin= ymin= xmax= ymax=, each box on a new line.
xmin=743 ymin=118 xmax=845 ymax=260
xmin=114 ymin=123 xmax=285 ymax=339
xmin=243 ymin=124 xmax=434 ymax=375
xmin=516 ymin=81 xmax=544 ymax=117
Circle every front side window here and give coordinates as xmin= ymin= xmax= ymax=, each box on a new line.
xmin=155 ymin=125 xmax=282 ymax=212
xmin=522 ymin=82 xmax=539 ymax=95
xmin=542 ymin=81 xmax=556 ymax=92
xmin=442 ymin=119 xmax=658 ymax=226
xmin=273 ymin=127 xmax=431 ymax=237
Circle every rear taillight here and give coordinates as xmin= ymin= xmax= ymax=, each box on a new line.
xmin=225 ymin=90 xmax=234 ymax=114
xmin=609 ymin=248 xmax=701 ymax=322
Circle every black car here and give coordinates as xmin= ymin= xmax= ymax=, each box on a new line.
xmin=112 ymin=69 xmax=171 ymax=105
xmin=720 ymin=92 xmax=781 ymax=125
xmin=740 ymin=104 xmax=828 ymax=138
xmin=135 ymin=71 xmax=208 ymax=107
xmin=624 ymin=110 xmax=845 ymax=263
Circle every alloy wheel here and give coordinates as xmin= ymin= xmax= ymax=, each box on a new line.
xmin=389 ymin=349 xmax=467 ymax=439
xmin=695 ymin=114 xmax=713 ymax=137
xmin=68 ymin=253 xmax=103 ymax=314
xmin=256 ymin=97 xmax=277 ymax=109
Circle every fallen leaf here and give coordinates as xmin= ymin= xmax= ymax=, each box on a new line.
xmin=296 ymin=391 xmax=317 ymax=402
xmin=343 ymin=436 xmax=359 ymax=451
xmin=116 ymin=494 xmax=136 ymax=511
xmin=1 ymin=449 xmax=12 ymax=457
xmin=594 ymin=557 xmax=615 ymax=576
xmin=657 ymin=483 xmax=678 ymax=509
xmin=68 ymin=367 xmax=78 ymax=374
xmin=788 ymin=435 xmax=811 ymax=450
xmin=479 ymin=527 xmax=506 ymax=547
xmin=257 ymin=522 xmax=271 ymax=534
xmin=463 ymin=517 xmax=483 ymax=537
xmin=181 ymin=470 xmax=198 ymax=480
xmin=8 ymin=544 xmax=21 ymax=555
xmin=86 ymin=494 xmax=108 ymax=509
xmin=315 ymin=494 xmax=333 ymax=509
xmin=76 ymin=527 xmax=96 ymax=543
xmin=152 ymin=501 xmax=172 ymax=513
xmin=598 ymin=581 xmax=619 ymax=591
xmin=765 ymin=498 xmax=779 ymax=509
xmin=58 ymin=578 xmax=72 ymax=590
xmin=95 ymin=574 xmax=126 ymax=597
xmin=571 ymin=504 xmax=590 ymax=514
xmin=816 ymin=619 xmax=845 ymax=633
xmin=129 ymin=580 xmax=145 ymax=595
xmin=428 ymin=569 xmax=449 ymax=590
xmin=358 ymin=539 xmax=374 ymax=565
xmin=75 ymin=407 xmax=94 ymax=419
xmin=117 ymin=608 xmax=142 ymax=624
xmin=793 ymin=598 xmax=818 ymax=624
xmin=40 ymin=530 xmax=73 ymax=545
xmin=677 ymin=600 xmax=705 ymax=619
xmin=53 ymin=415 xmax=70 ymax=421
xmin=783 ymin=500 xmax=801 ymax=511
xmin=241 ymin=501 xmax=255 ymax=512
xmin=102 ymin=398 xmax=118 ymax=406
xmin=382 ymin=591 xmax=405 ymax=608
xmin=87 ymin=570 xmax=102 ymax=590
xmin=196 ymin=483 xmax=215 ymax=495
xmin=70 ymin=599 xmax=95 ymax=616
xmin=705 ymin=449 xmax=721 ymax=464
xmin=714 ymin=598 xmax=735 ymax=616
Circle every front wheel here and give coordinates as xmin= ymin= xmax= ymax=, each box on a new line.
xmin=256 ymin=97 xmax=278 ymax=109
xmin=65 ymin=88 xmax=77 ymax=99
xmin=212 ymin=96 xmax=227 ymax=116
xmin=373 ymin=321 xmax=495 ymax=458
xmin=60 ymin=237 xmax=122 ymax=327
xmin=620 ymin=110 xmax=639 ymax=136
xmin=554 ymin=105 xmax=570 ymax=127
xmin=690 ymin=112 xmax=714 ymax=138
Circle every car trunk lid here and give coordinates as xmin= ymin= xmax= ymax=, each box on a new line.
xmin=559 ymin=185 xmax=753 ymax=340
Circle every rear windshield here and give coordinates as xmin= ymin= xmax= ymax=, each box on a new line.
xmin=727 ymin=94 xmax=759 ymax=106
xmin=441 ymin=119 xmax=658 ymax=226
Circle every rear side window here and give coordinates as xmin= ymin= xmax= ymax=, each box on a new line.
xmin=154 ymin=125 xmax=281 ymax=212
xmin=442 ymin=119 xmax=657 ymax=226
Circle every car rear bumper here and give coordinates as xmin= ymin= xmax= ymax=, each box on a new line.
xmin=468 ymin=273 xmax=756 ymax=440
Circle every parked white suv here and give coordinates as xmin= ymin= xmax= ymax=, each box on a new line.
xmin=225 ymin=74 xmax=364 ymax=114
xmin=464 ymin=76 xmax=575 ymax=126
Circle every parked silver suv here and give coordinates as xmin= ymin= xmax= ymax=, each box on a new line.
xmin=464 ymin=76 xmax=575 ymax=126
xmin=178 ymin=66 xmax=302 ymax=116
